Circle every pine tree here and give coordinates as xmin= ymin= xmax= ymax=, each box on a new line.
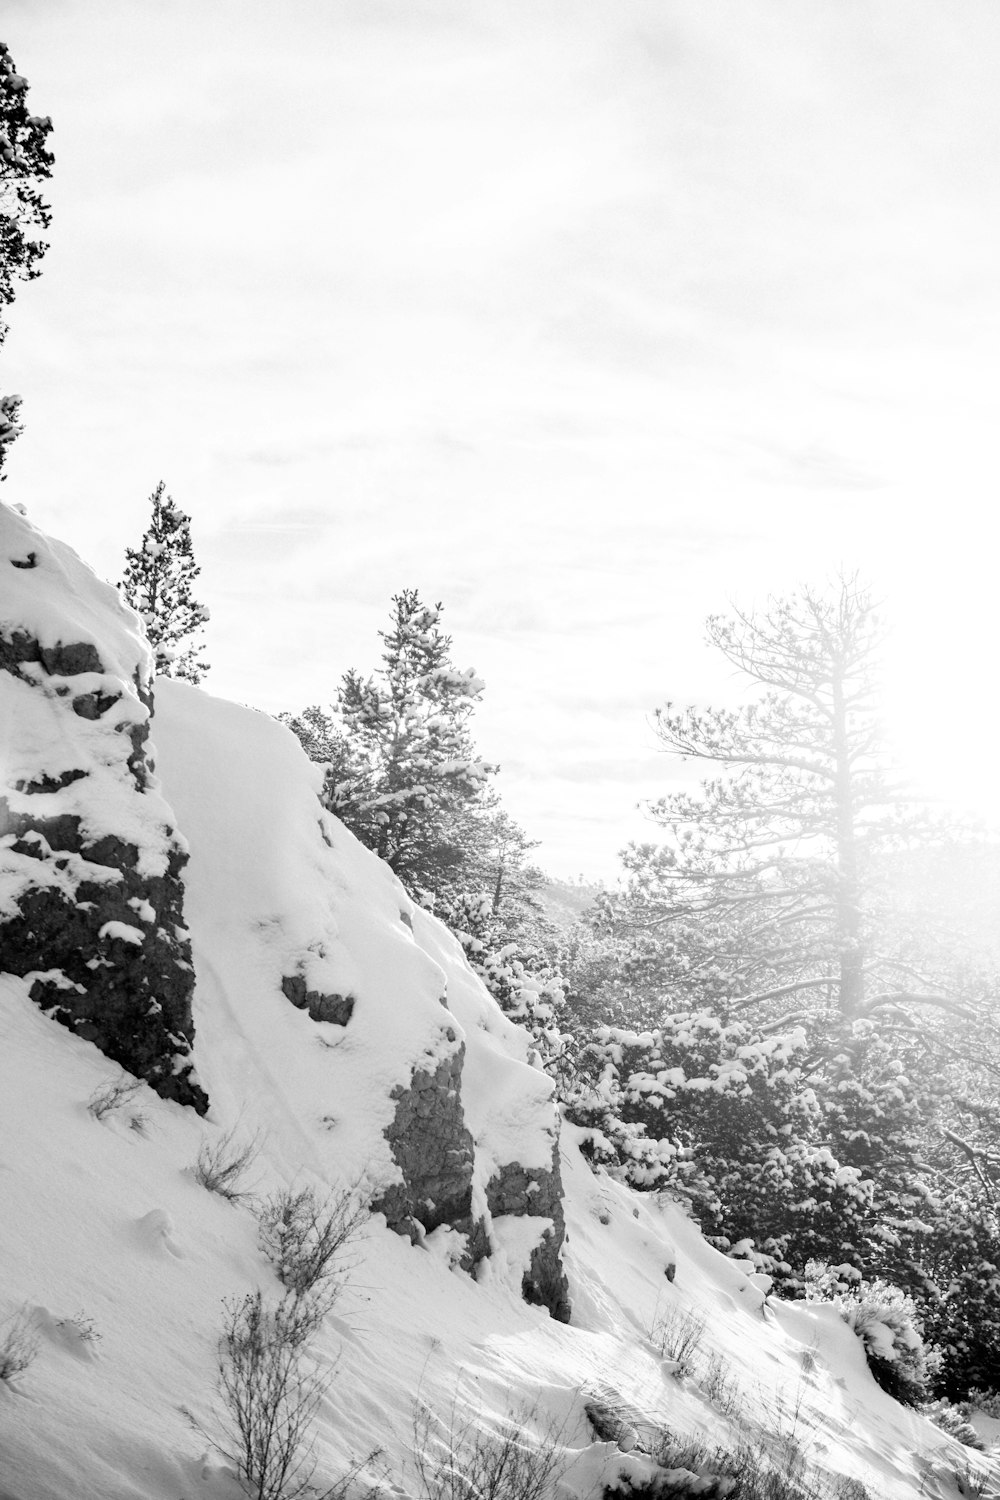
xmin=121 ymin=483 xmax=210 ymax=682
xmin=286 ymin=590 xmax=494 ymax=896
xmin=0 ymin=41 xmax=54 ymax=477
xmin=561 ymin=575 xmax=1000 ymax=1391
xmin=631 ymin=575 xmax=959 ymax=1026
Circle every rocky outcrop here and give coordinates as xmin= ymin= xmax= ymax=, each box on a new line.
xmin=372 ymin=1038 xmax=490 ymax=1270
xmin=280 ymin=972 xmax=354 ymax=1025
xmin=487 ymin=1144 xmax=571 ymax=1322
xmin=372 ymin=1026 xmax=571 ymax=1314
xmin=0 ymin=504 xmax=206 ymax=1112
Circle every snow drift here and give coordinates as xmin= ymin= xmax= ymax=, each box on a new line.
xmin=0 ymin=499 xmax=992 ymax=1500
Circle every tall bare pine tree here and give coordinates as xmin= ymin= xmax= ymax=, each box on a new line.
xmin=628 ymin=575 xmax=957 ymax=1029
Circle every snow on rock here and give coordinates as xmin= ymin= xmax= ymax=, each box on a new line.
xmin=151 ymin=676 xmax=568 ymax=1311
xmin=1 ymin=506 xmax=991 ymax=1500
xmin=0 ymin=501 xmax=205 ymax=1110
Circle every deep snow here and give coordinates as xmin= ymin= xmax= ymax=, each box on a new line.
xmin=1 ymin=501 xmax=997 ymax=1499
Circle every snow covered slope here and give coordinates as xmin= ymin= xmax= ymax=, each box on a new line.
xmin=150 ymin=676 xmax=569 ymax=1311
xmin=1 ymin=504 xmax=995 ymax=1500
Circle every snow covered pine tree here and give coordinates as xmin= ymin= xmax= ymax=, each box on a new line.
xmin=121 ymin=483 xmax=210 ymax=682
xmin=286 ymin=590 xmax=494 ymax=900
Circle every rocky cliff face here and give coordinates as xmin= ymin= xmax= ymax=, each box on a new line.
xmin=0 ymin=501 xmax=570 ymax=1318
xmin=0 ymin=503 xmax=206 ymax=1111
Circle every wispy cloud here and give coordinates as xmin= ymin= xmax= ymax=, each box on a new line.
xmin=6 ymin=0 xmax=1000 ymax=874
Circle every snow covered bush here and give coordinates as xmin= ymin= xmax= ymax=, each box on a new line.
xmin=0 ymin=1305 xmax=38 ymax=1382
xmin=697 ymin=1350 xmax=743 ymax=1419
xmin=649 ymin=1304 xmax=706 ymax=1376
xmin=921 ymin=1399 xmax=986 ymax=1450
xmin=965 ymin=1389 xmax=1000 ymax=1420
xmin=827 ymin=1278 xmax=935 ymax=1406
xmin=194 ymin=1125 xmax=262 ymax=1204
xmin=911 ymin=1208 xmax=1000 ymax=1399
xmin=604 ymin=1445 xmax=738 ymax=1498
xmin=412 ymin=1396 xmax=567 ymax=1500
xmin=566 ymin=1013 xmax=876 ymax=1276
xmin=442 ymin=889 xmax=572 ymax=1076
xmin=87 ymin=1073 xmax=145 ymax=1126
xmin=257 ymin=1185 xmax=367 ymax=1303
xmin=55 ymin=1311 xmax=102 ymax=1346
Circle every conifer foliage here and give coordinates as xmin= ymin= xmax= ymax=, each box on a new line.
xmin=562 ymin=575 xmax=1000 ymax=1395
xmin=0 ymin=41 xmax=54 ymax=477
xmin=286 ymin=590 xmax=494 ymax=897
xmin=635 ymin=575 xmax=928 ymax=1022
xmin=121 ymin=482 xmax=210 ymax=682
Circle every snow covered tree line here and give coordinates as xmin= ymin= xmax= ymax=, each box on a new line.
xmin=105 ymin=476 xmax=1000 ymax=1401
xmin=559 ymin=577 xmax=1000 ymax=1399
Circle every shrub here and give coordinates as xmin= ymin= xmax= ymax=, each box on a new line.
xmin=194 ymin=1125 xmax=262 ymax=1203
xmin=697 ymin=1349 xmax=742 ymax=1419
xmin=412 ymin=1396 xmax=567 ymax=1500
xmin=602 ymin=1439 xmax=806 ymax=1499
xmin=257 ymin=1185 xmax=367 ymax=1302
xmin=88 ymin=1074 xmax=145 ymax=1127
xmin=649 ymin=1304 xmax=706 ymax=1376
xmin=965 ymin=1388 xmax=1000 ymax=1420
xmin=215 ymin=1290 xmax=330 ymax=1500
xmin=0 ymin=1306 xmax=38 ymax=1382
xmin=648 ymin=1436 xmax=737 ymax=1496
xmin=951 ymin=1455 xmax=1000 ymax=1500
xmin=56 ymin=1310 xmax=102 ymax=1346
xmin=604 ymin=1465 xmax=735 ymax=1498
xmin=922 ymin=1398 xmax=986 ymax=1450
xmin=831 ymin=1278 xmax=934 ymax=1406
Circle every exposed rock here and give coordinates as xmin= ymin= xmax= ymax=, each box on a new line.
xmin=372 ymin=1041 xmax=488 ymax=1271
xmin=0 ymin=504 xmax=206 ymax=1112
xmin=487 ymin=1143 xmax=571 ymax=1322
xmin=280 ymin=973 xmax=354 ymax=1026
xmin=1 ymin=822 xmax=204 ymax=1109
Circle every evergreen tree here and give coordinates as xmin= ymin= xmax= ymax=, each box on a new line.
xmin=121 ymin=483 xmax=210 ymax=682
xmin=0 ymin=40 xmax=54 ymax=477
xmin=630 ymin=576 xmax=963 ymax=1027
xmin=286 ymin=590 xmax=494 ymax=897
xmin=561 ymin=576 xmax=1000 ymax=1393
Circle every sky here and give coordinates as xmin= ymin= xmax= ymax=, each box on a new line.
xmin=4 ymin=0 xmax=1000 ymax=880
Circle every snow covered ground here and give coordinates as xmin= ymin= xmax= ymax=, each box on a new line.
xmin=1 ymin=503 xmax=997 ymax=1498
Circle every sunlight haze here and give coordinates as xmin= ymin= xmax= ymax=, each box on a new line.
xmin=5 ymin=0 xmax=1000 ymax=878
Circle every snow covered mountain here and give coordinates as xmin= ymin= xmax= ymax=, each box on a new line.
xmin=0 ymin=499 xmax=996 ymax=1500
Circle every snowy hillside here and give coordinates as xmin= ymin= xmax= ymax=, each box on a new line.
xmin=1 ymin=500 xmax=997 ymax=1500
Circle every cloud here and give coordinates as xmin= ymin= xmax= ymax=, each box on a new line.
xmin=8 ymin=0 xmax=1000 ymax=877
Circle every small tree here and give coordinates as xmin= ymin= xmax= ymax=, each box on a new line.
xmin=121 ymin=482 xmax=210 ymax=682
xmin=0 ymin=40 xmax=54 ymax=476
xmin=286 ymin=590 xmax=494 ymax=898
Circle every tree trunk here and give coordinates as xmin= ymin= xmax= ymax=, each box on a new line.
xmin=832 ymin=665 xmax=864 ymax=1016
